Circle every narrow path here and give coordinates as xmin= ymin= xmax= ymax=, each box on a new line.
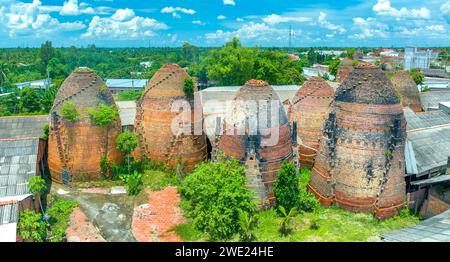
xmin=53 ymin=185 xmax=137 ymax=242
xmin=132 ymin=187 xmax=184 ymax=242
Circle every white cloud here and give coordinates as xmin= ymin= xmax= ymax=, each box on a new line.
xmin=441 ymin=1 xmax=450 ymax=22
xmin=192 ymin=20 xmax=205 ymax=26
xmin=161 ymin=6 xmax=196 ymax=18
xmin=236 ymin=18 xmax=244 ymax=22
xmin=350 ymin=17 xmax=387 ymax=39
xmin=111 ymin=8 xmax=134 ymax=21
xmin=60 ymin=0 xmax=79 ymax=16
xmin=205 ymin=22 xmax=296 ymax=43
xmin=373 ymin=0 xmax=430 ymax=19
xmin=317 ymin=12 xmax=346 ymax=33
xmin=1 ymin=0 xmax=86 ymax=37
xmin=217 ymin=15 xmax=227 ymax=20
xmin=425 ymin=24 xmax=445 ymax=32
xmin=82 ymin=8 xmax=168 ymax=39
xmin=223 ymin=0 xmax=235 ymax=6
xmin=262 ymin=14 xmax=310 ymax=24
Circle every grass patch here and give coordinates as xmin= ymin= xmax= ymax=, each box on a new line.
xmin=176 ymin=206 xmax=420 ymax=242
xmin=142 ymin=170 xmax=177 ymax=191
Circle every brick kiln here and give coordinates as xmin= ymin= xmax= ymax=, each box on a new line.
xmin=216 ymin=80 xmax=293 ymax=206
xmin=48 ymin=68 xmax=122 ymax=184
xmin=337 ymin=58 xmax=354 ymax=83
xmin=134 ymin=63 xmax=207 ymax=172
xmin=390 ymin=71 xmax=422 ymax=112
xmin=308 ymin=64 xmax=407 ymax=219
xmin=290 ymin=77 xmax=334 ymax=168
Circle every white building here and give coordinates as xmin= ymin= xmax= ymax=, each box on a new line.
xmin=404 ymin=47 xmax=434 ymax=70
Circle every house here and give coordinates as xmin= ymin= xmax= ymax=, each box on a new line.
xmin=105 ymin=79 xmax=148 ymax=94
xmin=403 ymin=108 xmax=450 ymax=216
xmin=15 ymin=79 xmax=51 ymax=90
xmin=0 ymin=115 xmax=48 ymax=242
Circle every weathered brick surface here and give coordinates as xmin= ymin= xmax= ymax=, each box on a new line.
xmin=290 ymin=77 xmax=334 ymax=167
xmin=218 ymin=80 xmax=293 ymax=206
xmin=48 ymin=68 xmax=122 ymax=183
xmin=135 ymin=64 xmax=207 ymax=172
xmin=309 ymin=65 xmax=406 ymax=219
xmin=132 ymin=187 xmax=184 ymax=242
xmin=390 ymin=70 xmax=423 ymax=112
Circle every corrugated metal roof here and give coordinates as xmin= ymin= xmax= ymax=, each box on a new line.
xmin=405 ymin=140 xmax=419 ymax=176
xmin=420 ymin=91 xmax=450 ymax=111
xmin=0 ymin=139 xmax=39 ymax=197
xmin=106 ymin=79 xmax=148 ymax=89
xmin=408 ymin=125 xmax=450 ymax=176
xmin=0 ymin=203 xmax=18 ymax=225
xmin=404 ymin=107 xmax=450 ymax=131
xmin=0 ymin=116 xmax=48 ymax=139
xmin=116 ymin=101 xmax=136 ymax=126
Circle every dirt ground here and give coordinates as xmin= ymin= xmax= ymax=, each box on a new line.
xmin=132 ymin=187 xmax=184 ymax=242
xmin=66 ymin=207 xmax=106 ymax=242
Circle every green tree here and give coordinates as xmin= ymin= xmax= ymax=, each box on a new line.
xmin=273 ymin=161 xmax=300 ymax=213
xmin=183 ymin=77 xmax=195 ymax=97
xmin=409 ymin=69 xmax=424 ymax=85
xmin=328 ymin=59 xmax=340 ymax=77
xmin=40 ymin=41 xmax=54 ymax=69
xmin=203 ymin=37 xmax=256 ymax=85
xmin=346 ymin=48 xmax=356 ymax=58
xmin=19 ymin=87 xmax=41 ymax=113
xmin=40 ymin=86 xmax=58 ymax=113
xmin=87 ymin=104 xmax=118 ymax=127
xmin=180 ymin=158 xmax=258 ymax=240
xmin=0 ymin=62 xmax=9 ymax=88
xmin=28 ymin=175 xmax=46 ymax=213
xmin=17 ymin=210 xmax=46 ymax=242
xmin=116 ymin=131 xmax=138 ymax=174
xmin=60 ymin=101 xmax=80 ymax=122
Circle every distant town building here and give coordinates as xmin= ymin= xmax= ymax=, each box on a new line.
xmin=0 ymin=115 xmax=48 ymax=242
xmin=318 ymin=50 xmax=345 ymax=57
xmin=303 ymin=64 xmax=335 ymax=80
xmin=105 ymin=79 xmax=148 ymax=94
xmin=15 ymin=79 xmax=51 ymax=90
xmin=404 ymin=47 xmax=435 ymax=70
xmin=139 ymin=61 xmax=153 ymax=69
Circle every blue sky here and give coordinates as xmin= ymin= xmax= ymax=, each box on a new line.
xmin=0 ymin=0 xmax=449 ymax=47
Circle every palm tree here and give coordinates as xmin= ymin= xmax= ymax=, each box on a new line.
xmin=279 ymin=206 xmax=297 ymax=236
xmin=0 ymin=62 xmax=9 ymax=88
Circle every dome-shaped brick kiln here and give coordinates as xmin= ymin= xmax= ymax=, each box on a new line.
xmin=308 ymin=64 xmax=407 ymax=219
xmin=390 ymin=70 xmax=422 ymax=112
xmin=217 ymin=80 xmax=293 ymax=206
xmin=48 ymin=68 xmax=122 ymax=184
xmin=290 ymin=77 xmax=334 ymax=168
xmin=134 ymin=63 xmax=207 ymax=172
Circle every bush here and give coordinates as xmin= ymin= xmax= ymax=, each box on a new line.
xmin=180 ymin=158 xmax=258 ymax=241
xmin=274 ymin=161 xmax=300 ymax=214
xmin=120 ymin=171 xmax=143 ymax=196
xmin=116 ymin=131 xmax=138 ymax=174
xmin=87 ymin=104 xmax=118 ymax=127
xmin=116 ymin=90 xmax=143 ymax=101
xmin=28 ymin=176 xmax=46 ymax=195
xmin=60 ymin=101 xmax=80 ymax=122
xmin=41 ymin=124 xmax=49 ymax=140
xmin=46 ymin=199 xmax=78 ymax=242
xmin=183 ymin=77 xmax=195 ymax=97
xmin=17 ymin=210 xmax=46 ymax=242
xmin=297 ymin=168 xmax=320 ymax=212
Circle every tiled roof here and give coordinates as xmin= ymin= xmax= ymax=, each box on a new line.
xmin=0 ymin=116 xmax=48 ymax=139
xmin=0 ymin=203 xmax=18 ymax=225
xmin=420 ymin=91 xmax=450 ymax=111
